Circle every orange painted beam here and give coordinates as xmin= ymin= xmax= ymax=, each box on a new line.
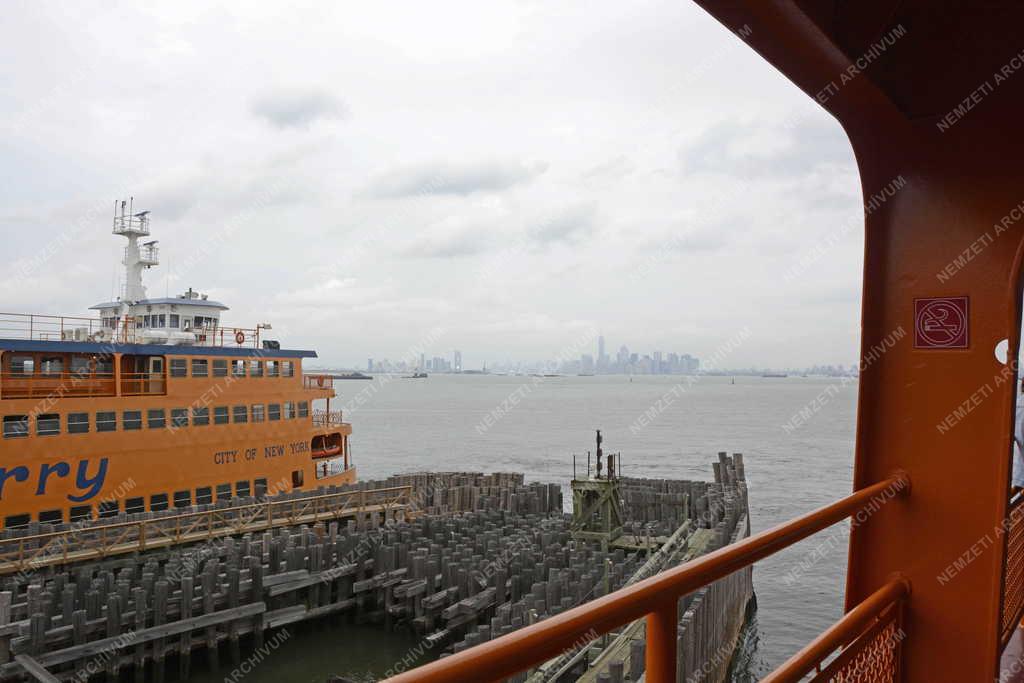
xmin=384 ymin=474 xmax=909 ymax=683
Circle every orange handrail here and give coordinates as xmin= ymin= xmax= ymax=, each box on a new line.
xmin=762 ymin=578 xmax=908 ymax=682
xmin=384 ymin=472 xmax=910 ymax=683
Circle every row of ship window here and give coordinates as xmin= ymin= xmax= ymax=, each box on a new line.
xmin=169 ymin=358 xmax=295 ymax=379
xmin=3 ymin=477 xmax=279 ymax=529
xmin=4 ymin=357 xmax=295 ymax=378
xmin=1 ymin=401 xmax=310 ymax=437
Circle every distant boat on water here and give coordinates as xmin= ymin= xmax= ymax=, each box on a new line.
xmin=336 ymin=372 xmax=374 ymax=380
xmin=762 ymin=373 xmax=788 ymax=378
xmin=403 ymin=372 xmax=428 ymax=379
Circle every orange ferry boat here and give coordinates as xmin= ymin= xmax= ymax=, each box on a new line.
xmin=0 ymin=201 xmax=354 ymax=529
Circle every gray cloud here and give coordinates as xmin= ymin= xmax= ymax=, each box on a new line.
xmin=399 ymin=228 xmax=494 ymax=259
xmin=679 ymin=118 xmax=853 ymax=178
xmin=527 ymin=202 xmax=599 ymax=246
xmin=668 ymin=225 xmax=730 ymax=252
xmin=250 ymin=88 xmax=349 ymax=129
xmin=363 ymin=160 xmax=549 ymax=199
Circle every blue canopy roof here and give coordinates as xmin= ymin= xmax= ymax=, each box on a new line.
xmin=89 ymin=297 xmax=229 ymax=311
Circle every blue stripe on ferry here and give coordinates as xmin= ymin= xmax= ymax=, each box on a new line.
xmin=0 ymin=339 xmax=317 ymax=358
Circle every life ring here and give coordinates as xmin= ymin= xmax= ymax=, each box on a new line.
xmin=317 ymin=376 xmax=325 ymax=388
xmin=234 ymin=330 xmax=245 ymax=345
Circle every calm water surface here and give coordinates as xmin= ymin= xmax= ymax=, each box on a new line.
xmin=189 ymin=374 xmax=856 ymax=681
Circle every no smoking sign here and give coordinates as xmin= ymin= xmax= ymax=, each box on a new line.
xmin=914 ymin=296 xmax=969 ymax=349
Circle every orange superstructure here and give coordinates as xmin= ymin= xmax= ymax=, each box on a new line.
xmin=0 ymin=344 xmax=353 ymax=527
xmin=0 ymin=202 xmax=355 ymax=527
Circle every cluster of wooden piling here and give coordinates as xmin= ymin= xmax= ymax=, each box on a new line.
xmin=0 ymin=476 xmax=563 ymax=682
xmin=533 ymin=452 xmax=751 ymax=683
xmin=437 ymin=530 xmax=642 ymax=679
xmin=0 ymin=456 xmax=751 ymax=683
xmin=365 ymin=473 xmax=563 ymax=517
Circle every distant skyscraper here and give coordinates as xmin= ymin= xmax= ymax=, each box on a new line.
xmin=581 ymin=354 xmax=594 ymax=374
xmin=419 ymin=353 xmax=426 ymax=371
xmin=453 ymin=350 xmax=462 ymax=372
xmin=367 ymin=358 xmax=373 ymax=371
xmin=597 ymin=335 xmax=607 ymax=369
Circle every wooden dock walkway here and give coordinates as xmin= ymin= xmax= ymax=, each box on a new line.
xmin=0 ymin=486 xmax=413 ymax=576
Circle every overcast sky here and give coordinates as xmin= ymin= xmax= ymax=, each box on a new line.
xmin=0 ymin=1 xmax=865 ymax=369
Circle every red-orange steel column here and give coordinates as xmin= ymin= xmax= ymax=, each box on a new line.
xmin=645 ymin=602 xmax=677 ymax=683
xmin=691 ymin=2 xmax=1024 ymax=679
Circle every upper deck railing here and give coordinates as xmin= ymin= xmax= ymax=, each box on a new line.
xmin=312 ymin=409 xmax=345 ymax=428
xmin=0 ymin=371 xmax=172 ymax=400
xmin=304 ymin=374 xmax=335 ymax=390
xmin=385 ymin=474 xmax=912 ymax=683
xmin=0 ymin=485 xmax=410 ymax=575
xmin=0 ymin=312 xmax=260 ymax=348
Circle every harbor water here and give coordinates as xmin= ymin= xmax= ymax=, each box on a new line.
xmin=191 ymin=373 xmax=855 ymax=681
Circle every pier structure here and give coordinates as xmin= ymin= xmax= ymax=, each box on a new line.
xmin=525 ymin=452 xmax=751 ymax=683
xmin=570 ymin=431 xmax=625 ymax=550
xmin=0 ymin=458 xmax=749 ymax=683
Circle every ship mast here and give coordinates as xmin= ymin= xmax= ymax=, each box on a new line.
xmin=112 ymin=198 xmax=159 ymax=304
